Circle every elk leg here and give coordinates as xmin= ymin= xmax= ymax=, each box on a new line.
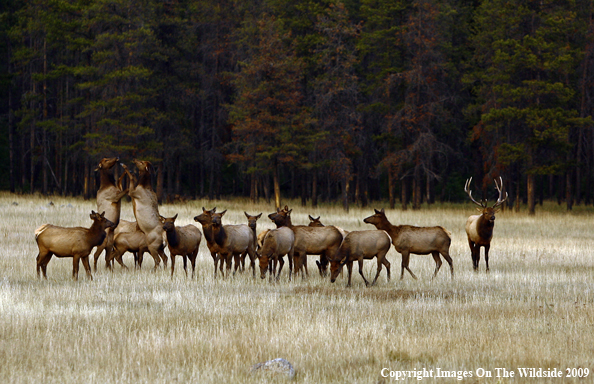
xmin=72 ymin=255 xmax=81 ymax=281
xmin=37 ymin=251 xmax=52 ymax=279
xmin=233 ymin=253 xmax=241 ymax=275
xmin=431 ymin=251 xmax=442 ymax=279
xmin=346 ymin=261 xmax=354 ymax=287
xmin=382 ymin=257 xmax=391 ymax=282
xmin=137 ymin=251 xmax=144 ymax=269
xmin=183 ymin=255 xmax=188 ymax=277
xmin=189 ymin=251 xmax=198 ymax=279
xmin=288 ymin=249 xmax=294 ymax=282
xmin=358 ymin=258 xmax=370 ymax=287
xmin=92 ymin=237 xmax=107 ymax=272
xmin=371 ymin=257 xmax=383 ymax=286
xmin=400 ymin=252 xmax=418 ymax=280
xmin=170 ymin=254 xmax=176 ymax=277
xmin=468 ymin=240 xmax=479 ymax=271
xmin=441 ymin=251 xmax=454 ymax=279
xmin=277 ymin=256 xmax=285 ymax=281
xmin=81 ymin=256 xmax=93 ymax=280
xmin=484 ymin=244 xmax=490 ymax=272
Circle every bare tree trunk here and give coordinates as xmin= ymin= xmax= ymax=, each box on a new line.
xmin=8 ymin=41 xmax=15 ymax=193
xmin=388 ymin=170 xmax=395 ymax=210
xmin=156 ymin=163 xmax=164 ymax=205
xmin=342 ymin=175 xmax=349 ymax=212
xmin=311 ymin=170 xmax=318 ymax=208
xmin=527 ymin=173 xmax=535 ymax=215
xmin=401 ymin=177 xmax=408 ymax=211
xmin=273 ymin=163 xmax=281 ymax=209
xmin=566 ymin=171 xmax=573 ymax=211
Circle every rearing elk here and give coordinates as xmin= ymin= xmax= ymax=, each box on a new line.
xmin=464 ymin=177 xmax=508 ymax=272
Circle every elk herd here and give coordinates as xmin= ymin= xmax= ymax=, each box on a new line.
xmin=34 ymin=158 xmax=507 ymax=285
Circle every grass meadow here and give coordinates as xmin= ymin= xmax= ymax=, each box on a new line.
xmin=0 ymin=192 xmax=593 ymax=383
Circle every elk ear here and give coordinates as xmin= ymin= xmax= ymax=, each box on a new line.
xmin=309 ymin=215 xmax=315 ymax=221
xmin=256 ymin=213 xmax=262 ymax=219
xmin=476 ymin=207 xmax=483 ymax=213
xmin=202 ymin=207 xmax=206 ymax=212
xmin=159 ymin=215 xmax=166 ymax=223
xmin=381 ymin=208 xmax=385 ymax=214
xmin=374 ymin=208 xmax=381 ymax=214
xmin=244 ymin=212 xmax=249 ymax=218
xmin=172 ymin=213 xmax=178 ymax=222
xmin=220 ymin=209 xmax=227 ymax=216
xmin=100 ymin=211 xmax=106 ymax=218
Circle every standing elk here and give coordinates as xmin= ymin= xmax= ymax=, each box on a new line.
xmin=35 ymin=211 xmax=115 ymax=280
xmin=108 ymin=227 xmax=149 ymax=270
xmin=244 ymin=212 xmax=262 ymax=272
xmin=161 ymin=214 xmax=202 ymax=278
xmin=464 ymin=177 xmax=508 ymax=272
xmin=194 ymin=207 xmax=223 ymax=277
xmin=363 ymin=209 xmax=453 ymax=280
xmin=329 ymin=230 xmax=392 ymax=287
xmin=268 ymin=207 xmax=343 ymax=279
xmin=210 ymin=210 xmax=256 ymax=277
xmin=122 ymin=160 xmax=168 ymax=270
xmin=257 ymin=226 xmax=295 ymax=281
xmin=93 ymin=157 xmax=128 ymax=271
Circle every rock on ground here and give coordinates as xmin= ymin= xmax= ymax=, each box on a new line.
xmin=251 ymin=358 xmax=295 ymax=379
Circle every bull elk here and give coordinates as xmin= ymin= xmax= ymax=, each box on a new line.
xmin=464 ymin=177 xmax=508 ymax=272
xmin=35 ymin=211 xmax=116 ymax=280
xmin=363 ymin=209 xmax=453 ymax=280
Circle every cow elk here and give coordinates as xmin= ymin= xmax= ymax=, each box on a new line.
xmin=123 ymin=160 xmax=168 ymax=270
xmin=211 ymin=210 xmax=256 ymax=277
xmin=108 ymin=227 xmax=149 ymax=270
xmin=194 ymin=207 xmax=224 ymax=277
xmin=244 ymin=212 xmax=262 ymax=271
xmin=308 ymin=215 xmax=324 ymax=227
xmin=257 ymin=227 xmax=295 ymax=281
xmin=464 ymin=177 xmax=507 ymax=272
xmin=93 ymin=157 xmax=128 ymax=271
xmin=268 ymin=207 xmax=343 ymax=279
xmin=35 ymin=211 xmax=116 ymax=280
xmin=161 ymin=214 xmax=202 ymax=278
xmin=329 ymin=230 xmax=392 ymax=287
xmin=363 ymin=209 xmax=453 ymax=280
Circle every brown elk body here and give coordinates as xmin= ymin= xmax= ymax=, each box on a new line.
xmin=268 ymin=207 xmax=343 ymax=279
xmin=257 ymin=226 xmax=295 ymax=281
xmin=194 ymin=207 xmax=223 ymax=277
xmin=329 ymin=230 xmax=392 ymax=287
xmin=108 ymin=228 xmax=149 ymax=269
xmin=363 ymin=209 xmax=453 ymax=280
xmin=123 ymin=160 xmax=167 ymax=270
xmin=464 ymin=177 xmax=507 ymax=272
xmin=93 ymin=157 xmax=128 ymax=271
xmin=211 ymin=210 xmax=256 ymax=277
xmin=161 ymin=214 xmax=202 ymax=278
xmin=35 ymin=211 xmax=115 ymax=280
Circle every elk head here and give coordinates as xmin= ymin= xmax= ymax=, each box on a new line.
xmin=464 ymin=177 xmax=508 ymax=224
xmin=308 ymin=215 xmax=324 ymax=227
xmin=244 ymin=212 xmax=262 ymax=231
xmin=161 ymin=213 xmax=178 ymax=232
xmin=194 ymin=207 xmax=216 ymax=225
xmin=95 ymin=157 xmax=119 ymax=171
xmin=90 ymin=210 xmax=116 ymax=230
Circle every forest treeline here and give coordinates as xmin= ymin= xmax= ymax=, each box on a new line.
xmin=1 ymin=0 xmax=593 ymax=213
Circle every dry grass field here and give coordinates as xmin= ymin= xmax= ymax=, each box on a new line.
xmin=1 ymin=192 xmax=593 ymax=383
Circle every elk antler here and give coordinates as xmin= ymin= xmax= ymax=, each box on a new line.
xmin=492 ymin=176 xmax=508 ymax=210
xmin=464 ymin=177 xmax=487 ymax=208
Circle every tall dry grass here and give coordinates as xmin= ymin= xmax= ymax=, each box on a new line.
xmin=1 ymin=192 xmax=593 ymax=383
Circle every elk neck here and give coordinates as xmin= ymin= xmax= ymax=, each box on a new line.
xmin=88 ymin=221 xmax=108 ymax=246
xmin=201 ymin=223 xmax=216 ymax=246
xmin=477 ymin=214 xmax=495 ymax=239
xmin=98 ymin=168 xmax=116 ymax=190
xmin=165 ymin=227 xmax=180 ymax=248
xmin=137 ymin=170 xmax=152 ymax=189
xmin=213 ymin=224 xmax=227 ymax=246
